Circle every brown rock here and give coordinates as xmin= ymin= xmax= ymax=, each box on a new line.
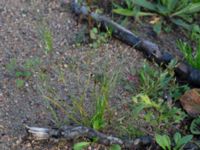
xmin=180 ymin=88 xmax=200 ymax=117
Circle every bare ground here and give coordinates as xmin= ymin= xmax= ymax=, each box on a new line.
xmin=0 ymin=0 xmax=143 ymax=149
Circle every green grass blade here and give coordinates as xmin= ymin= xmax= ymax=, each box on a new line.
xmin=133 ymin=0 xmax=157 ymax=11
xmin=171 ymin=3 xmax=200 ymax=16
xmin=113 ymin=9 xmax=135 ymax=16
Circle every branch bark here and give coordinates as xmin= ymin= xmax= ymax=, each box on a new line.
xmin=26 ymin=125 xmax=153 ymax=149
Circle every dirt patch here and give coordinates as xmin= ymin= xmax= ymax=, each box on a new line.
xmin=0 ymin=0 xmax=144 ymax=149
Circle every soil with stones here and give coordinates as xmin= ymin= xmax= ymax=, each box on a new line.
xmin=0 ymin=0 xmax=142 ymax=149
xmin=0 ymin=0 xmax=187 ymax=149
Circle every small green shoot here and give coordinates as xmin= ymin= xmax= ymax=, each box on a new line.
xmin=73 ymin=141 xmax=90 ymax=150
xmin=89 ymin=27 xmax=110 ymax=48
xmin=41 ymin=26 xmax=53 ymax=54
xmin=109 ymin=144 xmax=121 ymax=150
xmin=15 ymin=71 xmax=32 ymax=78
xmin=16 ymin=79 xmax=25 ymax=88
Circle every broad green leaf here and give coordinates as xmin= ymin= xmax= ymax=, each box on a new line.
xmin=92 ymin=27 xmax=98 ymax=34
xmin=171 ymin=3 xmax=200 ymax=16
xmin=163 ymin=135 xmax=172 ymax=150
xmin=113 ymin=7 xmax=155 ymax=19
xmin=133 ymin=0 xmax=157 ymax=11
xmin=157 ymin=4 xmax=169 ymax=15
xmin=15 ymin=71 xmax=23 ymax=77
xmin=113 ymin=9 xmax=135 ymax=16
xmin=190 ymin=117 xmax=200 ymax=135
xmin=174 ymin=135 xmax=193 ymax=150
xmin=171 ymin=19 xmax=191 ymax=30
xmin=167 ymin=0 xmax=178 ymax=13
xmin=109 ymin=144 xmax=121 ymax=150
xmin=90 ymin=30 xmax=97 ymax=40
xmin=155 ymin=134 xmax=171 ymax=150
xmin=73 ymin=142 xmax=90 ymax=150
xmin=174 ymin=132 xmax=181 ymax=145
xmin=125 ymin=0 xmax=132 ymax=9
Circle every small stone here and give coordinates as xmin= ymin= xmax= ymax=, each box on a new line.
xmin=25 ymin=83 xmax=29 ymax=87
xmin=64 ymin=64 xmax=68 ymax=68
xmin=25 ymin=142 xmax=31 ymax=147
xmin=180 ymin=88 xmax=200 ymax=117
xmin=16 ymin=137 xmax=22 ymax=145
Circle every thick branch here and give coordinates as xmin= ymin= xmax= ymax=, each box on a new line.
xmin=26 ymin=125 xmax=153 ymax=149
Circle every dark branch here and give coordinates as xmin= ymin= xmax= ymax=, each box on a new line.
xmin=26 ymin=125 xmax=153 ymax=149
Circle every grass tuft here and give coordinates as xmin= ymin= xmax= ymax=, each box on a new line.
xmin=177 ymin=40 xmax=200 ymax=70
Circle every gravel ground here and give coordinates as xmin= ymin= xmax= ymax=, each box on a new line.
xmin=0 ymin=0 xmax=143 ymax=149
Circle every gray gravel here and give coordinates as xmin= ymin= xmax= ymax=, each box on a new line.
xmin=0 ymin=0 xmax=143 ymax=149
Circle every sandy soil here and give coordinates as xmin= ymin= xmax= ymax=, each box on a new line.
xmin=0 ymin=0 xmax=144 ymax=149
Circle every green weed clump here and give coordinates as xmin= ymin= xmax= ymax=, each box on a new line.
xmin=177 ymin=40 xmax=200 ymax=70
xmin=109 ymin=60 xmax=188 ymax=138
xmin=41 ymin=67 xmax=120 ymax=130
xmin=89 ymin=27 xmax=111 ymax=48
xmin=155 ymin=132 xmax=193 ymax=150
xmin=138 ymin=60 xmax=189 ymax=101
xmin=132 ymin=62 xmax=187 ymax=132
xmin=132 ymin=94 xmax=187 ymax=131
xmin=91 ymin=71 xmax=119 ymax=130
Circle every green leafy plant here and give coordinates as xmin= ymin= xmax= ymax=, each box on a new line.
xmin=15 ymin=70 xmax=32 ymax=78
xmin=173 ymin=132 xmax=193 ymax=150
xmin=138 ymin=60 xmax=189 ymax=101
xmin=155 ymin=132 xmax=193 ymax=150
xmin=73 ymin=141 xmax=90 ymax=150
xmin=89 ymin=27 xmax=111 ymax=48
xmin=132 ymin=94 xmax=186 ymax=130
xmin=177 ymin=39 xmax=200 ymax=70
xmin=113 ymin=0 xmax=200 ymax=34
xmin=109 ymin=144 xmax=121 ymax=150
xmin=155 ymin=134 xmax=171 ymax=150
xmin=190 ymin=116 xmax=200 ymax=135
xmin=41 ymin=68 xmax=120 ymax=130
